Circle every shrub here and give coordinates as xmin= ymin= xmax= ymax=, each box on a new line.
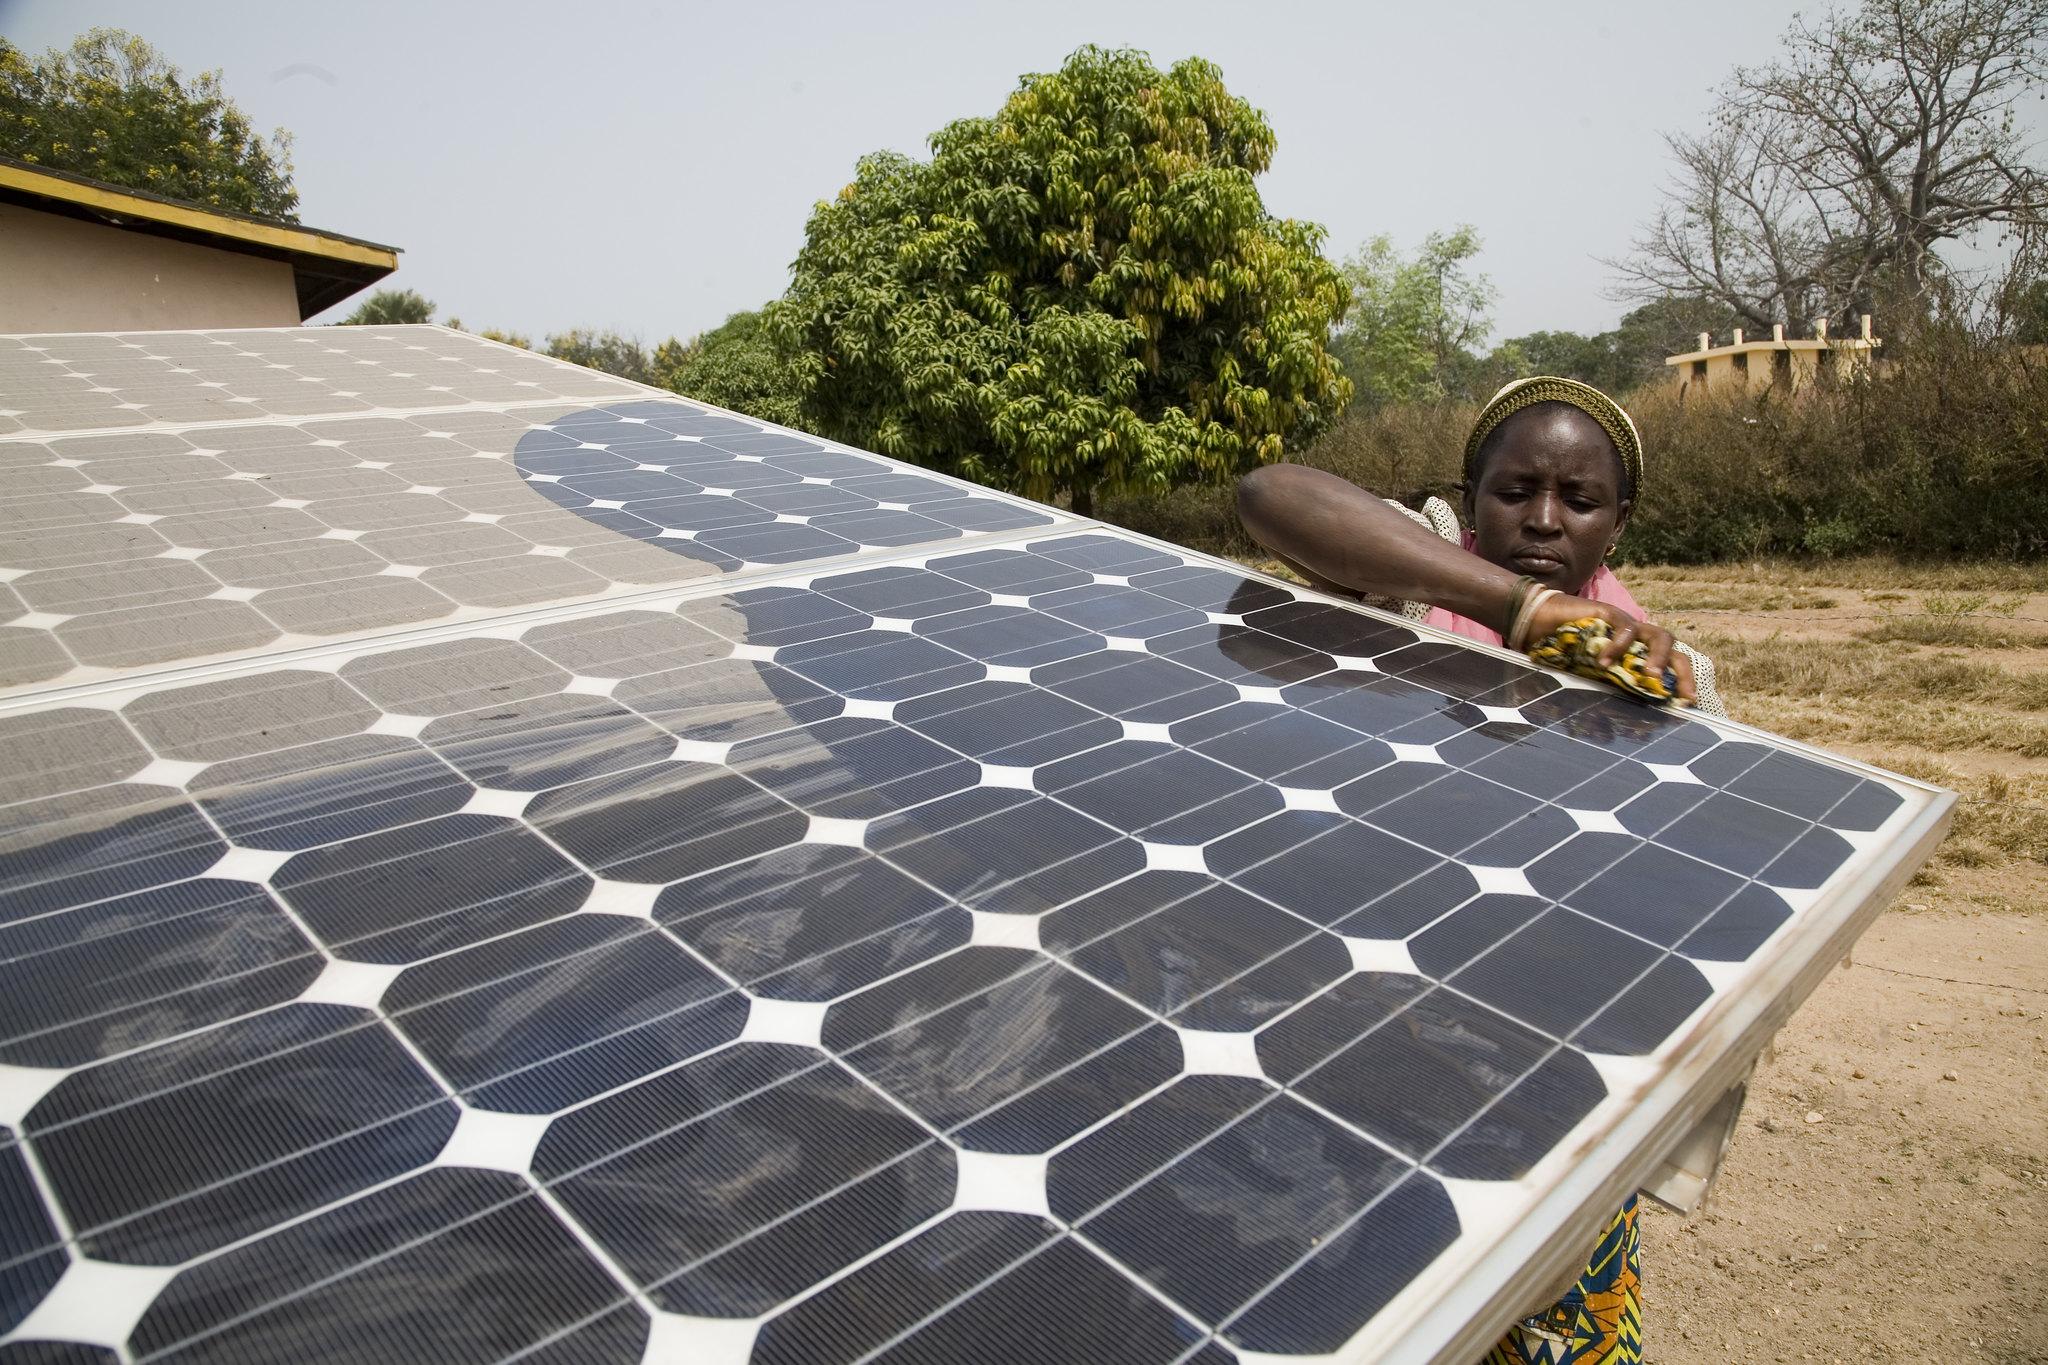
xmin=1620 ymin=326 xmax=2048 ymax=562
xmin=1101 ymin=399 xmax=1472 ymax=548
xmin=1107 ymin=322 xmax=2048 ymax=564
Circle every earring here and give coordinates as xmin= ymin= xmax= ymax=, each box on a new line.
xmin=1604 ymin=543 xmax=1619 ymax=560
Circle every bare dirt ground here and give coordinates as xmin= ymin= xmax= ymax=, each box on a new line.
xmin=1635 ymin=568 xmax=2048 ymax=1363
xmin=1647 ymin=909 xmax=2047 ymax=1362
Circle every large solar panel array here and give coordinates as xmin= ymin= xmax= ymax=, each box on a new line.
xmin=0 ymin=327 xmax=1057 ymax=693
xmin=0 ymin=327 xmax=1949 ymax=1365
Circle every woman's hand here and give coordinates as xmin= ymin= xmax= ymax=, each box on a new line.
xmin=1520 ymin=592 xmax=1698 ymax=705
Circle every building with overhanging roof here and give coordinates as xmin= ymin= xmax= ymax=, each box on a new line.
xmin=1665 ymin=316 xmax=1881 ymax=397
xmin=0 ymin=155 xmax=398 ymax=332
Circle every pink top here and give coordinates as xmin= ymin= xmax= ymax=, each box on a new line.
xmin=1421 ymin=529 xmax=1646 ymax=645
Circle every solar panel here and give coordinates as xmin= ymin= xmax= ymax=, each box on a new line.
xmin=0 ymin=326 xmax=1950 ymax=1365
xmin=0 ymin=328 xmax=1056 ymax=693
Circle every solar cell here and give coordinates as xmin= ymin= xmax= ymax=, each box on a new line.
xmin=0 ymin=329 xmax=1056 ymax=694
xmin=0 ymin=326 xmax=1948 ymax=1365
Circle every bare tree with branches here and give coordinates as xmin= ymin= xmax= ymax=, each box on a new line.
xmin=1614 ymin=0 xmax=2048 ymax=330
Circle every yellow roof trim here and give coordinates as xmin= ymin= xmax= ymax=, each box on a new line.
xmin=0 ymin=161 xmax=398 ymax=272
xmin=1664 ymin=338 xmax=1882 ymax=365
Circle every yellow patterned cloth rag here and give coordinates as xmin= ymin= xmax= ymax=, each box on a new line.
xmin=1483 ymin=1196 xmax=1643 ymax=1365
xmin=1526 ymin=618 xmax=1682 ymax=706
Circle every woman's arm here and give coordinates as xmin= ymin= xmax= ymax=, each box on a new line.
xmin=1237 ymin=464 xmax=1696 ymax=703
xmin=1237 ymin=464 xmax=1521 ymax=632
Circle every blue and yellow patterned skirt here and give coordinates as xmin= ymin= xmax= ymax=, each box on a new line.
xmin=1482 ymin=1196 xmax=1643 ymax=1365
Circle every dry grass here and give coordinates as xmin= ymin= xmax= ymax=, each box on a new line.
xmin=1733 ymin=694 xmax=2048 ymax=761
xmin=1625 ymin=557 xmax=2048 ymax=593
xmin=1245 ymin=556 xmax=1307 ymax=586
xmin=1705 ymin=647 xmax=2048 ymax=746
xmin=1845 ymin=594 xmax=2045 ymax=649
xmin=1855 ymin=753 xmax=2048 ymax=871
xmin=1633 ymin=584 xmax=1840 ymax=614
xmin=1857 ymin=616 xmax=2045 ymax=649
xmin=1680 ymin=601 xmax=2048 ymax=895
xmin=1691 ymin=630 xmax=2048 ymax=710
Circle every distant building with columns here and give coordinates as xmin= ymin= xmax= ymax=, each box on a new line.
xmin=1665 ymin=316 xmax=1881 ymax=397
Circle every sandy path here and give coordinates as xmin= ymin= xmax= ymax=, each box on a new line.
xmin=1649 ymin=905 xmax=2048 ymax=1362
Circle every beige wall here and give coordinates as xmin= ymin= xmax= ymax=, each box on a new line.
xmin=0 ymin=202 xmax=301 ymax=332
xmin=1672 ymin=346 xmax=1869 ymax=396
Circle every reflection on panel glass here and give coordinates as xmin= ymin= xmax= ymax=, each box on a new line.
xmin=0 ymin=330 xmax=1054 ymax=691
xmin=0 ymin=517 xmax=1917 ymax=1362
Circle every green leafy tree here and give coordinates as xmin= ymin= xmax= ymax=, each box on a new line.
xmin=445 ymin=319 xmax=532 ymax=348
xmin=1504 ymin=331 xmax=1615 ymax=387
xmin=1 ymin=28 xmax=298 ymax=220
xmin=1331 ymin=227 xmax=1494 ymax=407
xmin=339 ymin=289 xmax=435 ymax=326
xmin=543 ymin=329 xmax=662 ymax=385
xmin=1608 ymin=296 xmax=1743 ymax=386
xmin=774 ymin=46 xmax=1350 ymax=516
xmin=1480 ymin=329 xmax=1628 ymax=394
xmin=650 ymin=337 xmax=696 ymax=390
xmin=1998 ymin=274 xmax=2048 ymax=343
xmin=665 ymin=309 xmax=805 ymax=428
xmin=1475 ymin=298 xmax=1744 ymax=398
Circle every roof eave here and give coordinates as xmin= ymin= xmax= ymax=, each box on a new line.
xmin=1664 ymin=339 xmax=1882 ymax=365
xmin=0 ymin=159 xmax=400 ymax=320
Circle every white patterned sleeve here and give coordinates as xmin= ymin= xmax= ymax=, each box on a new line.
xmin=1675 ymin=642 xmax=1727 ymax=718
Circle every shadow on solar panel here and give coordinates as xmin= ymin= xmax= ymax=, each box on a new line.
xmin=0 ymin=326 xmax=1951 ymax=1365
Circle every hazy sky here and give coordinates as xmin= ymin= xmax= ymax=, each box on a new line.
xmin=6 ymin=1 xmax=2032 ymax=342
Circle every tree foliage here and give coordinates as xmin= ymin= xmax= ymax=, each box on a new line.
xmin=541 ymin=327 xmax=761 ymax=393
xmin=2001 ymin=274 xmax=2048 ymax=343
xmin=542 ymin=329 xmax=663 ymax=385
xmin=1606 ymin=296 xmax=1744 ymax=379
xmin=0 ymin=28 xmax=298 ymax=220
xmin=451 ymin=321 xmax=533 ymax=349
xmin=448 ymin=308 xmax=803 ymax=423
xmin=1615 ymin=0 xmax=2048 ymax=328
xmin=339 ymin=289 xmax=435 ymax=326
xmin=651 ymin=338 xmax=694 ymax=389
xmin=1330 ymin=227 xmax=1494 ymax=407
xmin=664 ymin=309 xmax=805 ymax=429
xmin=1481 ymin=298 xmax=1746 ymax=396
xmin=774 ymin=46 xmax=1350 ymax=514
xmin=1325 ymin=230 xmax=1738 ymax=402
xmin=1479 ymin=330 xmax=1624 ymax=395
xmin=1320 ymin=220 xmax=1744 ymax=401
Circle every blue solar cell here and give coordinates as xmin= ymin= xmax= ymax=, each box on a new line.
xmin=130 ymin=1169 xmax=648 ymax=1363
xmin=510 ymin=404 xmax=1052 ymax=573
xmin=385 ymin=916 xmax=745 ymax=1111
xmin=28 ymin=1005 xmax=456 ymax=1263
xmin=0 ymin=879 xmax=319 ymax=1067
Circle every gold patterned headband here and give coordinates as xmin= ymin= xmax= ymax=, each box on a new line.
xmin=1463 ymin=377 xmax=1643 ymax=500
